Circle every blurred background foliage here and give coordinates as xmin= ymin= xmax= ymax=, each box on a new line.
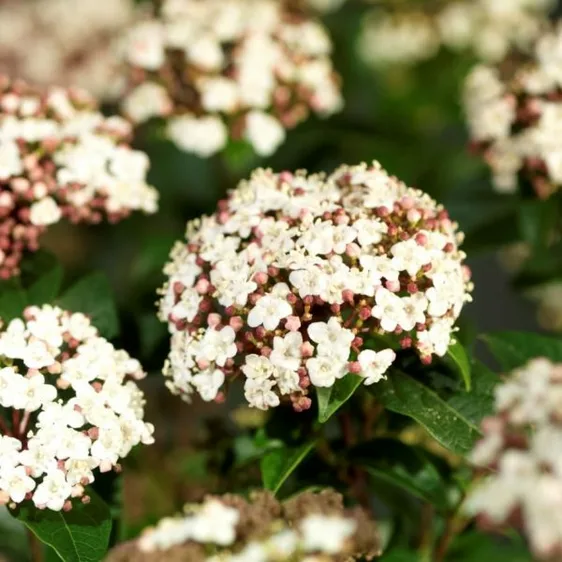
xmin=2 ymin=0 xmax=562 ymax=560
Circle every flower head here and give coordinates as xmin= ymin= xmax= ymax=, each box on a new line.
xmin=0 ymin=0 xmax=135 ymax=99
xmin=464 ymin=23 xmax=562 ymax=198
xmin=106 ymin=489 xmax=380 ymax=561
xmin=158 ymin=161 xmax=472 ymax=411
xmin=359 ymin=0 xmax=554 ymax=67
xmin=0 ymin=75 xmax=158 ymax=278
xmin=121 ymin=0 xmax=342 ymax=157
xmin=466 ymin=358 xmax=562 ymax=560
xmin=0 ymin=305 xmax=154 ymax=511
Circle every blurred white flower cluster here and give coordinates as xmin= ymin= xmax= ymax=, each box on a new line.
xmin=466 ymin=357 xmax=562 ymax=560
xmin=0 ymin=0 xmax=135 ymax=99
xmin=359 ymin=0 xmax=555 ymax=67
xmin=121 ymin=0 xmax=342 ymax=157
xmin=0 ymin=305 xmax=154 ymax=512
xmin=0 ymin=76 xmax=158 ymax=278
xmin=157 ymin=161 xmax=472 ymax=411
xmin=464 ymin=24 xmax=562 ymax=198
xmin=106 ymin=489 xmax=379 ymax=561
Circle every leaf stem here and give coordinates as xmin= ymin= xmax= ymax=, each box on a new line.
xmin=27 ymin=528 xmax=44 ymax=562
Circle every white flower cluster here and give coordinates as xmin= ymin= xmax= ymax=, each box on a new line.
xmin=158 ymin=161 xmax=472 ymax=412
xmin=0 ymin=305 xmax=154 ymax=511
xmin=466 ymin=358 xmax=562 ymax=560
xmin=122 ymin=0 xmax=342 ymax=158
xmin=0 ymin=75 xmax=158 ymax=278
xmin=0 ymin=0 xmax=135 ymax=99
xmin=109 ymin=490 xmax=377 ymax=562
xmin=359 ymin=0 xmax=554 ymax=67
xmin=464 ymin=24 xmax=562 ymax=198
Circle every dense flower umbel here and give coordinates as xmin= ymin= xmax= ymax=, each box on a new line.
xmin=464 ymin=24 xmax=562 ymax=198
xmin=0 ymin=0 xmax=135 ymax=99
xmin=466 ymin=358 xmax=562 ymax=560
xmin=105 ymin=489 xmax=380 ymax=562
xmin=158 ymin=161 xmax=472 ymax=411
xmin=358 ymin=0 xmax=554 ymax=67
xmin=121 ymin=0 xmax=342 ymax=158
xmin=0 ymin=76 xmax=158 ymax=278
xmin=0 ymin=305 xmax=154 ymax=511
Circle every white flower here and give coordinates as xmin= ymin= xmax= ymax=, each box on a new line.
xmin=300 ymin=514 xmax=356 ymax=554
xmin=306 ymin=356 xmax=347 ymax=387
xmin=244 ymin=111 xmax=286 ymax=156
xmin=307 ymin=317 xmax=354 ymax=362
xmin=32 ymin=469 xmax=72 ymax=511
xmin=192 ymin=369 xmax=225 ymax=401
xmin=167 ymin=115 xmax=228 ymax=157
xmin=125 ymin=21 xmax=165 ymax=70
xmin=191 ymin=499 xmax=240 ymax=545
xmin=0 ymin=466 xmax=36 ymax=503
xmin=122 ymin=83 xmax=171 ymax=123
xmin=270 ymin=332 xmax=303 ymax=371
xmin=244 ymin=378 xmax=280 ymax=410
xmin=248 ymin=293 xmax=293 ymax=332
xmin=29 ymin=197 xmax=62 ymax=226
xmin=0 ymin=139 xmax=23 ymax=180
xmin=357 ymin=349 xmax=396 ymax=385
xmin=198 ymin=327 xmax=237 ymax=367
xmin=241 ymin=355 xmax=276 ymax=380
xmin=371 ymin=288 xmax=405 ymax=333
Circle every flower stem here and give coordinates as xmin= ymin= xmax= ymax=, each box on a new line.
xmin=27 ymin=529 xmax=44 ymax=562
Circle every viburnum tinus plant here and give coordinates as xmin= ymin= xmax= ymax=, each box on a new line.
xmin=2 ymin=2 xmax=562 ymax=562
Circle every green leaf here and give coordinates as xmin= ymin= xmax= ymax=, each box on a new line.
xmin=446 ymin=360 xmax=497 ymax=427
xmin=445 ymin=341 xmax=471 ymax=391
xmin=518 ymin=199 xmax=559 ymax=249
xmin=316 ymin=374 xmax=363 ymax=423
xmin=0 ymin=280 xmax=27 ymax=322
xmin=14 ymin=491 xmax=112 ymax=562
xmin=482 ymin=331 xmax=562 ymax=371
xmin=261 ymin=441 xmax=316 ymax=495
xmin=370 ymin=370 xmax=481 ymax=454
xmin=378 ymin=549 xmax=421 ymax=561
xmin=58 ymin=273 xmax=119 ymax=339
xmin=350 ymin=438 xmax=449 ymax=510
xmin=26 ymin=261 xmax=63 ymax=306
xmin=446 ymin=531 xmax=533 ymax=562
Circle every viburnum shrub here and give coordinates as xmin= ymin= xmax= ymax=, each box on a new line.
xmin=121 ymin=0 xmax=342 ymax=157
xmin=0 ymin=305 xmax=153 ymax=512
xmin=158 ymin=161 xmax=472 ymax=410
xmin=1 ymin=1 xmax=562 ymax=561
xmin=0 ymin=75 xmax=158 ymax=279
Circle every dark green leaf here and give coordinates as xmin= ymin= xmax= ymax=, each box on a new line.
xmin=261 ymin=441 xmax=316 ymax=494
xmin=316 ymin=374 xmax=363 ymax=423
xmin=446 ymin=360 xmax=497 ymax=426
xmin=350 ymin=438 xmax=449 ymax=510
xmin=0 ymin=280 xmax=27 ymax=322
xmin=482 ymin=331 xmax=562 ymax=371
xmin=518 ymin=199 xmax=559 ymax=249
xmin=370 ymin=370 xmax=481 ymax=454
xmin=57 ymin=273 xmax=119 ymax=339
xmin=378 ymin=548 xmax=421 ymax=561
xmin=14 ymin=490 xmax=112 ymax=562
xmin=26 ymin=262 xmax=63 ymax=306
xmin=446 ymin=531 xmax=533 ymax=562
xmin=445 ymin=341 xmax=471 ymax=391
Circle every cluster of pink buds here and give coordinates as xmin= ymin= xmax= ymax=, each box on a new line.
xmin=0 ymin=75 xmax=158 ymax=278
xmin=464 ymin=23 xmax=562 ymax=199
xmin=0 ymin=305 xmax=154 ymax=512
xmin=466 ymin=358 xmax=562 ymax=560
xmin=158 ymin=161 xmax=472 ymax=412
xmin=121 ymin=0 xmax=342 ymax=157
